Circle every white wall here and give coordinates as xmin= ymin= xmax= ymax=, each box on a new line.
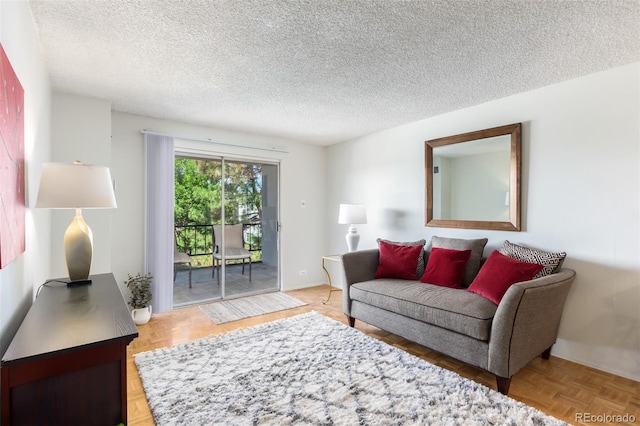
xmin=110 ymin=112 xmax=327 ymax=303
xmin=326 ymin=62 xmax=640 ymax=382
xmin=0 ymin=1 xmax=52 ymax=356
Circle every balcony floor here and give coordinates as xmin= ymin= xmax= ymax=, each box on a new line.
xmin=173 ymin=262 xmax=278 ymax=308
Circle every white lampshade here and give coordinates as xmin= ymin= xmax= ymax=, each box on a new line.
xmin=338 ymin=204 xmax=367 ymax=225
xmin=35 ymin=162 xmax=117 ymax=209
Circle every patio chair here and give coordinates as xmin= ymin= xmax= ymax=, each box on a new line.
xmin=212 ymin=224 xmax=252 ymax=283
xmin=174 ymin=239 xmax=193 ymax=288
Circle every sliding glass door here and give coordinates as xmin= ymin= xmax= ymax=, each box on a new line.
xmin=173 ymin=156 xmax=279 ymax=307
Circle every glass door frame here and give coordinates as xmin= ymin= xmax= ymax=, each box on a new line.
xmin=173 ymin=149 xmax=281 ymax=305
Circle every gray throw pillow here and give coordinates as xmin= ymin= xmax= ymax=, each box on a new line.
xmin=499 ymin=240 xmax=566 ymax=278
xmin=376 ymin=238 xmax=427 ymax=277
xmin=431 ymin=236 xmax=488 ymax=287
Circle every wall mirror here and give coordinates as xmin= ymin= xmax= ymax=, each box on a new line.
xmin=425 ymin=123 xmax=521 ymax=231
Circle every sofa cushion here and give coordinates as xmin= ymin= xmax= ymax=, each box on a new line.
xmin=374 ymin=241 xmax=424 ymax=280
xmin=431 ymin=236 xmax=488 ymax=287
xmin=499 ymin=240 xmax=566 ymax=278
xmin=420 ymin=247 xmax=471 ymax=288
xmin=467 ymin=250 xmax=544 ymax=304
xmin=350 ymin=279 xmax=497 ymax=341
xmin=377 ymin=238 xmax=426 ymax=277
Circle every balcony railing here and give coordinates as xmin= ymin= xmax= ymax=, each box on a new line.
xmin=175 ymin=223 xmax=262 ymax=266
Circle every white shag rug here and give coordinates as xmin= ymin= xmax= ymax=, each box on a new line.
xmin=134 ymin=312 xmax=567 ymax=426
xmin=199 ymin=292 xmax=307 ymax=324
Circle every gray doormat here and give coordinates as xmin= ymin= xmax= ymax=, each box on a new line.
xmin=199 ymin=292 xmax=307 ymax=324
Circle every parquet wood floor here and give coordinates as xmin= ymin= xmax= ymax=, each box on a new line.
xmin=127 ymin=286 xmax=640 ymax=425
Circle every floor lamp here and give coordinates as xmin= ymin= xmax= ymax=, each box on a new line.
xmin=338 ymin=203 xmax=367 ymax=252
xmin=36 ymin=161 xmax=117 ymax=285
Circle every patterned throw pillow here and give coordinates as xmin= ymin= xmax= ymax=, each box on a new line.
xmin=431 ymin=236 xmax=488 ymax=287
xmin=499 ymin=240 xmax=566 ymax=278
xmin=376 ymin=238 xmax=426 ymax=277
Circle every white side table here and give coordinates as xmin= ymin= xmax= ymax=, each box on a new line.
xmin=321 ymin=254 xmax=342 ymax=304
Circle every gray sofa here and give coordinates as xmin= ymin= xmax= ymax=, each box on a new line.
xmin=342 ymin=242 xmax=576 ymax=395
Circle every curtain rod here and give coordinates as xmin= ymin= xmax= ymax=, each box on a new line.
xmin=141 ymin=130 xmax=289 ymax=153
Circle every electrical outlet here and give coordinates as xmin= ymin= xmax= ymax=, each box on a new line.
xmin=299 ymin=269 xmax=307 ymax=275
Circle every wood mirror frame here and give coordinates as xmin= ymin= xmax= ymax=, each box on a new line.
xmin=425 ymin=123 xmax=521 ymax=231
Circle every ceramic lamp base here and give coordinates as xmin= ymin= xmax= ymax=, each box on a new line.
xmin=345 ymin=225 xmax=360 ymax=252
xmin=64 ymin=209 xmax=93 ymax=281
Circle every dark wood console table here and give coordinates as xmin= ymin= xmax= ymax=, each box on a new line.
xmin=1 ymin=273 xmax=138 ymax=425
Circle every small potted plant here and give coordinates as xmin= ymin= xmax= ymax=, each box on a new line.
xmin=125 ymin=273 xmax=153 ymax=325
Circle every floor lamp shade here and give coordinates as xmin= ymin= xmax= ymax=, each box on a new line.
xmin=338 ymin=204 xmax=367 ymax=252
xmin=36 ymin=162 xmax=117 ymax=282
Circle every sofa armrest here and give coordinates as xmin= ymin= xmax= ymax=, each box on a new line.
xmin=488 ymin=268 xmax=576 ymax=378
xmin=342 ymin=249 xmax=379 ymax=316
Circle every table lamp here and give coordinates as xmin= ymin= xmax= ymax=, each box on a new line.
xmin=338 ymin=203 xmax=367 ymax=252
xmin=35 ymin=161 xmax=117 ymax=285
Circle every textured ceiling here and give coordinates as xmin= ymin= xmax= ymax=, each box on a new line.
xmin=29 ymin=0 xmax=640 ymax=145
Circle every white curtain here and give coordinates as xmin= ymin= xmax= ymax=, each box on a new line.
xmin=144 ymin=133 xmax=174 ymax=313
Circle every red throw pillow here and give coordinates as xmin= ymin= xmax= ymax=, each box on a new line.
xmin=467 ymin=250 xmax=543 ymax=304
xmin=375 ymin=240 xmax=424 ymax=280
xmin=420 ymin=247 xmax=472 ymax=288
